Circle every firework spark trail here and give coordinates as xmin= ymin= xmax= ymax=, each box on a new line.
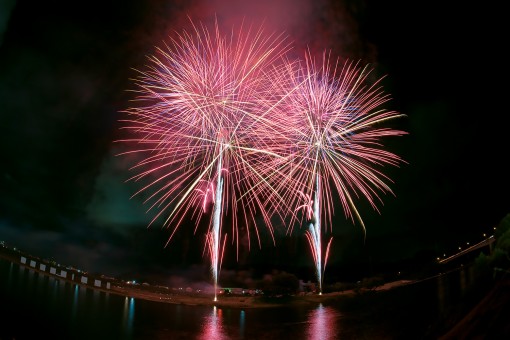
xmin=118 ymin=18 xmax=291 ymax=301
xmin=260 ymin=50 xmax=407 ymax=293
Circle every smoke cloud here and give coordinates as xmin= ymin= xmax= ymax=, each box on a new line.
xmin=130 ymin=0 xmax=375 ymax=64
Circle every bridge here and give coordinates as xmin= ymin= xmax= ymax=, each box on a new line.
xmin=438 ymin=235 xmax=495 ymax=264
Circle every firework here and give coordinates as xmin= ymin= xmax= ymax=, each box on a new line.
xmin=261 ymin=50 xmax=407 ymax=293
xmin=118 ymin=19 xmax=291 ymax=301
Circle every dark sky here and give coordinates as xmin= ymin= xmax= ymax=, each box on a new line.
xmin=1 ymin=0 xmax=508 ymax=286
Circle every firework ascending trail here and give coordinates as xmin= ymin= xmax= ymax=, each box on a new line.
xmin=118 ymin=19 xmax=291 ymax=301
xmin=262 ymin=51 xmax=407 ymax=294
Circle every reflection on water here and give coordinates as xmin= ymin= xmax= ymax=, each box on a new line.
xmin=72 ymin=284 xmax=79 ymax=319
xmin=239 ymin=310 xmax=246 ymax=338
xmin=7 ymin=262 xmax=13 ymax=287
xmin=460 ymin=268 xmax=471 ymax=295
xmin=50 ymin=276 xmax=59 ymax=311
xmin=306 ymin=303 xmax=340 ymax=340
xmin=197 ymin=306 xmax=249 ymax=339
xmin=122 ymin=296 xmax=135 ymax=337
xmin=437 ymin=274 xmax=447 ymax=315
xmin=436 ymin=266 xmax=476 ymax=318
xmin=27 ymin=267 xmax=35 ymax=290
xmin=199 ymin=306 xmax=227 ymax=340
xmin=0 ymin=258 xmax=482 ymax=339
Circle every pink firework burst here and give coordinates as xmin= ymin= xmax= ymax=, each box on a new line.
xmin=260 ymin=50 xmax=407 ymax=293
xmin=118 ymin=18 xmax=291 ymax=301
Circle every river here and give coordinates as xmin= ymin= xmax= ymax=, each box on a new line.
xmin=0 ymin=258 xmax=484 ymax=339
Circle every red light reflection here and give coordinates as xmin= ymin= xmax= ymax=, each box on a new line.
xmin=307 ymin=303 xmax=340 ymax=339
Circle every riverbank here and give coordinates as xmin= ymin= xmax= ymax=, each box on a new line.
xmin=0 ymin=245 xmax=415 ymax=309
xmin=109 ymin=279 xmax=416 ymax=309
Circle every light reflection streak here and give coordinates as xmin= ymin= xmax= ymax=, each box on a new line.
xmin=239 ymin=310 xmax=245 ymax=338
xmin=306 ymin=303 xmax=340 ymax=340
xmin=199 ymin=306 xmax=227 ymax=340
xmin=72 ymin=284 xmax=79 ymax=319
xmin=122 ymin=296 xmax=135 ymax=337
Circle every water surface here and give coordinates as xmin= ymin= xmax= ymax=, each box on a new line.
xmin=0 ymin=259 xmax=475 ymax=339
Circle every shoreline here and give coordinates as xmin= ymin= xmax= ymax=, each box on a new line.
xmin=0 ymin=248 xmax=415 ymax=309
xmin=107 ymin=279 xmax=416 ymax=309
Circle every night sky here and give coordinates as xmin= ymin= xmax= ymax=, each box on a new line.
xmin=1 ymin=0 xmax=508 ymax=286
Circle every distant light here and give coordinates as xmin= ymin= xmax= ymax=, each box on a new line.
xmin=458 ymin=247 xmax=462 ymax=250
xmin=483 ymin=233 xmax=486 ymax=237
